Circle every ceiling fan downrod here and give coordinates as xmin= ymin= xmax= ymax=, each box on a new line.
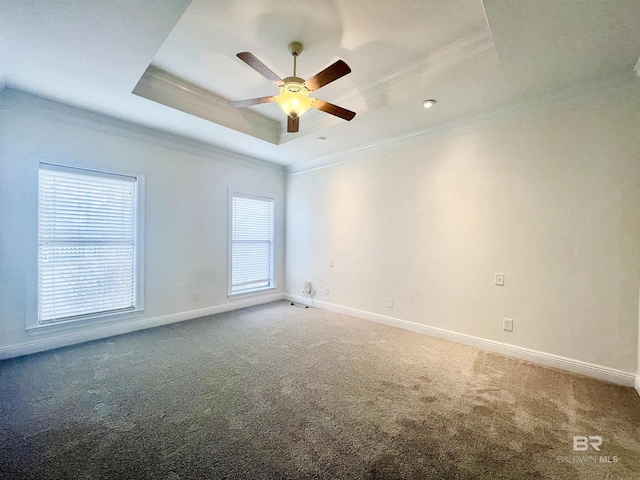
xmin=288 ymin=41 xmax=303 ymax=78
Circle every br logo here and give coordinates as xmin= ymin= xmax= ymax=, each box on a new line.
xmin=573 ymin=435 xmax=603 ymax=452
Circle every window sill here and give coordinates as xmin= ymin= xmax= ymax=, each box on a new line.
xmin=26 ymin=308 xmax=145 ymax=336
xmin=227 ymin=286 xmax=277 ymax=300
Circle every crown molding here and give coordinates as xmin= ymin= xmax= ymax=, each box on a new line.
xmin=287 ymin=74 xmax=640 ymax=175
xmin=280 ymin=29 xmax=497 ymax=140
xmin=133 ymin=65 xmax=281 ymax=144
xmin=0 ymin=88 xmax=285 ymax=173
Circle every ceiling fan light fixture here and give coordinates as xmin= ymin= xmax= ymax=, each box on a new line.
xmin=230 ymin=44 xmax=355 ymax=133
xmin=276 ymin=79 xmax=313 ymax=118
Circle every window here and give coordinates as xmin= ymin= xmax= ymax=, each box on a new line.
xmin=230 ymin=192 xmax=274 ymax=295
xmin=36 ymin=163 xmax=143 ymax=325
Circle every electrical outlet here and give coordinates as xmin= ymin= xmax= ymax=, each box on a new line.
xmin=495 ymin=273 xmax=505 ymax=286
xmin=503 ymin=318 xmax=513 ymax=332
xmin=324 ymin=287 xmax=329 ymax=295
xmin=387 ymin=298 xmax=394 ymax=308
xmin=192 ymin=292 xmax=199 ymax=301
xmin=329 ymin=258 xmax=334 ymax=267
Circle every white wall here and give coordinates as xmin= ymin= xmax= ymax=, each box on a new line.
xmin=286 ymin=89 xmax=640 ymax=374
xmin=2 ymin=86 xmax=639 ymax=381
xmin=0 ymin=89 xmax=286 ymax=357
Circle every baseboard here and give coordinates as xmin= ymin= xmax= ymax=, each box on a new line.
xmin=286 ymin=294 xmax=636 ymax=387
xmin=0 ymin=293 xmax=285 ymax=360
xmin=635 ymin=374 xmax=640 ymax=397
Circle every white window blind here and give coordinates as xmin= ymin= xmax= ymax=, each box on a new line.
xmin=231 ymin=194 xmax=274 ymax=295
xmin=38 ymin=164 xmax=137 ymax=324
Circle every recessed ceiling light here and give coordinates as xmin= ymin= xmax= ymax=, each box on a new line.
xmin=423 ymin=99 xmax=436 ymax=109
xmin=317 ymin=136 xmax=327 ymax=141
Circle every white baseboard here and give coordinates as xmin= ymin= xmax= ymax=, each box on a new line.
xmin=0 ymin=293 xmax=284 ymax=360
xmin=635 ymin=374 xmax=640 ymax=397
xmin=286 ymin=294 xmax=636 ymax=387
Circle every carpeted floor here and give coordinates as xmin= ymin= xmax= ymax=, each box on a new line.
xmin=1 ymin=300 xmax=639 ymax=479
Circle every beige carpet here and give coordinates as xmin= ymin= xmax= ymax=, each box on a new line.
xmin=1 ymin=300 xmax=639 ymax=479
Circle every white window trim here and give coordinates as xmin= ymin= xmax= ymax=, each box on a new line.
xmin=26 ymin=160 xmax=145 ymax=332
xmin=227 ymin=188 xmax=276 ymax=298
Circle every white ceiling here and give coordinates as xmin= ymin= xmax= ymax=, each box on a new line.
xmin=150 ymin=0 xmax=487 ymax=120
xmin=1 ymin=0 xmax=639 ymax=169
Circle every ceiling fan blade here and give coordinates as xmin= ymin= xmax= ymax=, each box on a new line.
xmin=312 ymin=99 xmax=356 ymax=121
xmin=228 ymin=96 xmax=276 ymax=108
xmin=287 ymin=116 xmax=299 ymax=133
xmin=305 ymin=60 xmax=351 ymax=92
xmin=237 ymin=52 xmax=283 ymax=86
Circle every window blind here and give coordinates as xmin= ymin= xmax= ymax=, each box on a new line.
xmin=231 ymin=194 xmax=274 ymax=294
xmin=38 ymin=164 xmax=137 ymax=323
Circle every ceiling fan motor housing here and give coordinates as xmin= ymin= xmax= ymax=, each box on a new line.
xmin=282 ymin=77 xmax=307 ymax=89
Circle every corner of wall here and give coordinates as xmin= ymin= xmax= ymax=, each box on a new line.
xmin=637 ymin=283 xmax=640 ymax=397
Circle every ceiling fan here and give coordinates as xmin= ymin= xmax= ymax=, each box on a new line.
xmin=228 ymin=42 xmax=356 ymax=133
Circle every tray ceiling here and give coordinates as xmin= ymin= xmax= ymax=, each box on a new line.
xmin=1 ymin=0 xmax=639 ymax=169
